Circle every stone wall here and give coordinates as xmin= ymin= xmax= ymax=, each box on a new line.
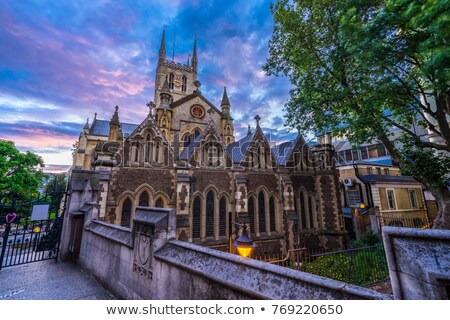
xmin=73 ymin=206 xmax=390 ymax=300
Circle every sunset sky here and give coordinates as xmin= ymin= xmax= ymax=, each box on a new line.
xmin=0 ymin=0 xmax=295 ymax=172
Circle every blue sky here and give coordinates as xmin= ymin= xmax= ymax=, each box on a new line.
xmin=0 ymin=0 xmax=296 ymax=172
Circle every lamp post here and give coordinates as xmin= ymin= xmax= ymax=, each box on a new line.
xmin=233 ymin=224 xmax=256 ymax=258
xmin=227 ymin=212 xmax=257 ymax=258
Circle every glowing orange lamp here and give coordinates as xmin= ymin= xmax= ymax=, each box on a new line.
xmin=233 ymin=224 xmax=256 ymax=258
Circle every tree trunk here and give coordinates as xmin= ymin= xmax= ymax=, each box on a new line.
xmin=429 ymin=186 xmax=450 ymax=229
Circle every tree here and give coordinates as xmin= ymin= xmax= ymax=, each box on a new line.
xmin=264 ymin=0 xmax=450 ymax=228
xmin=0 ymin=140 xmax=45 ymax=204
xmin=44 ymin=173 xmax=68 ymax=217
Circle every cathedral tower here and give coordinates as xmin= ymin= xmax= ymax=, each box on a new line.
xmin=153 ymin=29 xmax=199 ymax=106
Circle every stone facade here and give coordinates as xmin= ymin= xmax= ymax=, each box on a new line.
xmin=69 ymin=30 xmax=346 ymax=254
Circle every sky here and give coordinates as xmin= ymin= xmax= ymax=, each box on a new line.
xmin=0 ymin=0 xmax=296 ymax=172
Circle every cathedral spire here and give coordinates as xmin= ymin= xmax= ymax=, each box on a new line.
xmin=109 ymin=106 xmax=121 ymax=141
xmin=221 ymin=86 xmax=230 ymax=118
xmin=191 ymin=36 xmax=198 ymax=74
xmin=221 ymin=87 xmax=230 ymax=106
xmin=159 ymin=27 xmax=166 ymax=61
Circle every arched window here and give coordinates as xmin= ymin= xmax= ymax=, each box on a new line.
xmin=139 ymin=191 xmax=149 ymax=207
xmin=194 ymin=129 xmax=201 ymax=139
xmin=206 ymin=191 xmax=215 ymax=238
xmin=192 ymin=197 xmax=201 ymax=239
xmin=248 ymin=197 xmax=255 ymax=235
xmin=169 ymin=73 xmax=174 ymax=90
xmin=300 ymin=192 xmax=307 ymax=229
xmin=155 ymin=197 xmax=164 ymax=208
xmin=155 ymin=142 xmax=160 ymax=163
xmin=182 ymin=75 xmax=187 ymax=92
xmin=219 ymin=197 xmax=227 ymax=237
xmin=258 ymin=191 xmax=266 ymax=233
xmin=183 ymin=134 xmax=191 ymax=147
xmin=121 ymin=198 xmax=132 ymax=227
xmin=134 ymin=142 xmax=140 ymax=162
xmin=145 ymin=135 xmax=151 ymax=163
xmin=309 ymin=195 xmax=315 ymax=229
xmin=269 ymin=196 xmax=276 ymax=232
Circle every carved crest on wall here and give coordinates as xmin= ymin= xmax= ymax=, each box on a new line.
xmin=133 ymin=224 xmax=154 ymax=280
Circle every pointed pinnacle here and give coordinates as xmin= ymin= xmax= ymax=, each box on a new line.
xmin=221 ymin=86 xmax=230 ymax=106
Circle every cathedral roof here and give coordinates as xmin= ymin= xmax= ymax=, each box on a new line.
xmin=90 ymin=119 xmax=138 ymax=138
xmin=226 ymin=132 xmax=255 ymax=164
xmin=170 ymin=91 xmax=222 ymax=115
xmin=272 ymin=140 xmax=295 ymax=166
xmin=179 ymin=134 xmax=203 ymax=161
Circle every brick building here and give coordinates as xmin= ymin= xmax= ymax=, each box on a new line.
xmin=68 ymin=30 xmax=346 ymax=255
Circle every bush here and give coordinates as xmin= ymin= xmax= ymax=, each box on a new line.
xmin=351 ymin=230 xmax=382 ymax=248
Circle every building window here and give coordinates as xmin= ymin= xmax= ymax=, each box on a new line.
xmin=155 ymin=197 xmax=164 ymax=208
xmin=192 ymin=197 xmax=201 ymax=239
xmin=352 ymin=149 xmax=359 ymax=161
xmin=269 ymin=197 xmax=276 ymax=232
xmin=182 ymin=75 xmax=187 ymax=92
xmin=206 ymin=191 xmax=215 ymax=238
xmin=387 ymin=190 xmax=396 ymax=210
xmin=344 ymin=149 xmax=353 ymax=162
xmin=368 ymin=145 xmax=378 ymax=158
xmin=309 ymin=195 xmax=316 ymax=229
xmin=169 ymin=73 xmax=174 ymax=89
xmin=219 ymin=197 xmax=227 ymax=237
xmin=258 ymin=191 xmax=266 ymax=233
xmin=409 ymin=190 xmax=418 ymax=209
xmin=376 ymin=167 xmax=382 ymax=175
xmin=361 ymin=147 xmax=368 ymax=159
xmin=299 ymin=192 xmax=307 ymax=229
xmin=155 ymin=142 xmax=160 ymax=163
xmin=145 ymin=135 xmax=151 ymax=163
xmin=134 ymin=142 xmax=140 ymax=162
xmin=121 ymin=198 xmax=132 ymax=227
xmin=367 ymin=167 xmax=373 ymax=175
xmin=347 ymin=190 xmax=360 ymax=207
xmin=248 ymin=197 xmax=255 ymax=235
xmin=384 ymin=168 xmax=390 ymax=175
xmin=139 ymin=191 xmax=149 ymax=207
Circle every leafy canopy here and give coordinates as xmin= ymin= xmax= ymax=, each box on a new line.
xmin=0 ymin=140 xmax=45 ymax=202
xmin=264 ymin=0 xmax=450 ymax=153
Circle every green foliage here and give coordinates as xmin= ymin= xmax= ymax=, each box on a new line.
xmin=351 ymin=230 xmax=383 ymax=248
xmin=399 ymin=136 xmax=450 ymax=189
xmin=264 ymin=0 xmax=449 ymax=146
xmin=44 ymin=173 xmax=67 ymax=216
xmin=264 ymin=0 xmax=450 ymax=227
xmin=303 ymin=246 xmax=389 ymax=286
xmin=0 ymin=140 xmax=45 ymax=203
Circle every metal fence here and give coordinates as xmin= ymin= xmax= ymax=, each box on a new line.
xmin=256 ymin=244 xmax=389 ymax=286
xmin=380 ymin=215 xmax=431 ymax=229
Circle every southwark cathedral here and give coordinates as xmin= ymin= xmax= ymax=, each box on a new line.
xmin=69 ymin=30 xmax=346 ymax=255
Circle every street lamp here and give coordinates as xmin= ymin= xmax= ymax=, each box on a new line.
xmin=233 ymin=223 xmax=257 ymax=258
xmin=228 ymin=211 xmax=257 ymax=258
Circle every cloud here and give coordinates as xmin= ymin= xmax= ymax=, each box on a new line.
xmin=0 ymin=0 xmax=293 ymax=166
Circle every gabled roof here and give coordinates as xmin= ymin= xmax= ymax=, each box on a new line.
xmin=90 ymin=119 xmax=138 ymax=138
xmin=170 ymin=91 xmax=222 ymax=115
xmin=272 ymin=140 xmax=295 ymax=166
xmin=179 ymin=134 xmax=203 ymax=160
xmin=226 ymin=133 xmax=255 ymax=164
xmin=179 ymin=119 xmax=228 ymax=162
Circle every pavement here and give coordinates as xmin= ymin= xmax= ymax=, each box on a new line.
xmin=0 ymin=260 xmax=116 ymax=300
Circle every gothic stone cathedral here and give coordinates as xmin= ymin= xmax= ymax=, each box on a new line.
xmin=70 ymin=30 xmax=346 ymax=255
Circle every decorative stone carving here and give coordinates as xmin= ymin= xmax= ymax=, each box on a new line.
xmin=133 ymin=224 xmax=154 ymax=281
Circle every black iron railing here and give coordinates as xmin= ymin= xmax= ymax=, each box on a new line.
xmin=256 ymin=244 xmax=389 ymax=286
